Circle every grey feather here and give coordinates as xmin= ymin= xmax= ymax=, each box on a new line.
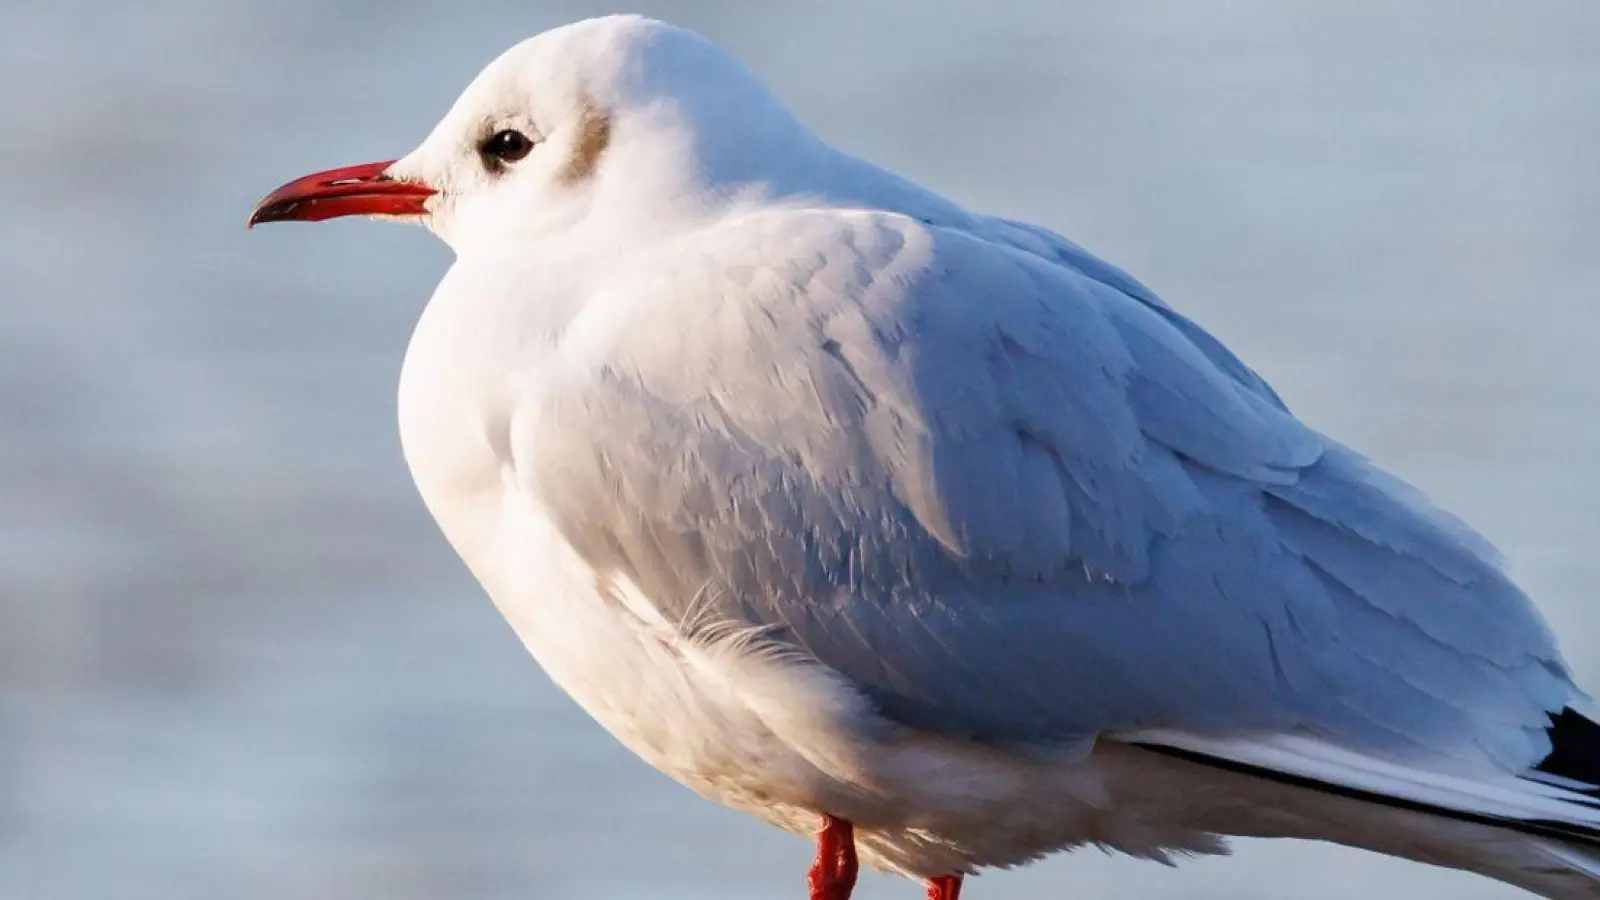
xmin=527 ymin=207 xmax=1575 ymax=771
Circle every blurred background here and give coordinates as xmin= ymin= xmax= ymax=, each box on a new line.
xmin=3 ymin=1 xmax=1597 ymax=898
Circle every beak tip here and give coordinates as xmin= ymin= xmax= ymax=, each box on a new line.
xmin=246 ymin=196 xmax=291 ymax=228
xmin=245 ymin=199 xmax=271 ymax=229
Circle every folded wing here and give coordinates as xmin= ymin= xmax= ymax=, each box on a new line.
xmin=528 ymin=207 xmax=1576 ymax=773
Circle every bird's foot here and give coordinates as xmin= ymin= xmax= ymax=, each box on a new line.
xmin=807 ymin=814 xmax=859 ymax=900
xmin=926 ymin=874 xmax=964 ymax=900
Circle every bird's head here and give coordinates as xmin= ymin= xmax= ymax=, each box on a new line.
xmin=248 ymin=15 xmax=818 ymax=253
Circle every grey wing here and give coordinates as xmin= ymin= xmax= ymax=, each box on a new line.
xmin=530 ymin=209 xmax=1576 ymax=771
xmin=977 ymin=213 xmax=1291 ymax=411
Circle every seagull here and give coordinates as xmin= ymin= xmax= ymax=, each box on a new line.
xmin=248 ymin=15 xmax=1600 ymax=900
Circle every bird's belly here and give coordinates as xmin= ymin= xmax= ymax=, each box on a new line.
xmin=418 ymin=494 xmax=1231 ymax=878
xmin=459 ymin=495 xmax=852 ymax=812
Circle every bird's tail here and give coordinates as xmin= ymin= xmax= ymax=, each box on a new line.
xmin=1123 ymin=708 xmax=1600 ymax=899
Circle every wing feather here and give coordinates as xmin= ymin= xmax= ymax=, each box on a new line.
xmin=527 ymin=207 xmax=1578 ymax=771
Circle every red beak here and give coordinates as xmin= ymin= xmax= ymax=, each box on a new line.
xmin=247 ymin=160 xmax=435 ymax=227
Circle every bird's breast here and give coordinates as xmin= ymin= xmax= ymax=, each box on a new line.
xmin=395 ymin=258 xmax=584 ymax=559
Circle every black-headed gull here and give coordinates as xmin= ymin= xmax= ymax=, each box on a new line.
xmin=249 ymin=15 xmax=1600 ymax=900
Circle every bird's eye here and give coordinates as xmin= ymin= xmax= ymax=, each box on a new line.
xmin=480 ymin=129 xmax=534 ymax=165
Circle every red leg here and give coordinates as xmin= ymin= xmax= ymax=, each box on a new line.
xmin=927 ymin=873 xmax=964 ymax=900
xmin=807 ymin=814 xmax=859 ymax=900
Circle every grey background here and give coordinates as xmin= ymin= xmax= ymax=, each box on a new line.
xmin=4 ymin=1 xmax=1597 ymax=898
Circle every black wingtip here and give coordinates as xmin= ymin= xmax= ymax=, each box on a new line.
xmin=1535 ymin=707 xmax=1600 ymax=791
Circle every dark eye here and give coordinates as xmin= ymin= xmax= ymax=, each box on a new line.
xmin=480 ymin=129 xmax=534 ymax=165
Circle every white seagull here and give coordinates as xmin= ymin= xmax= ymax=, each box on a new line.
xmin=249 ymin=15 xmax=1600 ymax=900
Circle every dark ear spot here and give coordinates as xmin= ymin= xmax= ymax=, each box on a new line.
xmin=559 ymin=102 xmax=612 ymax=185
